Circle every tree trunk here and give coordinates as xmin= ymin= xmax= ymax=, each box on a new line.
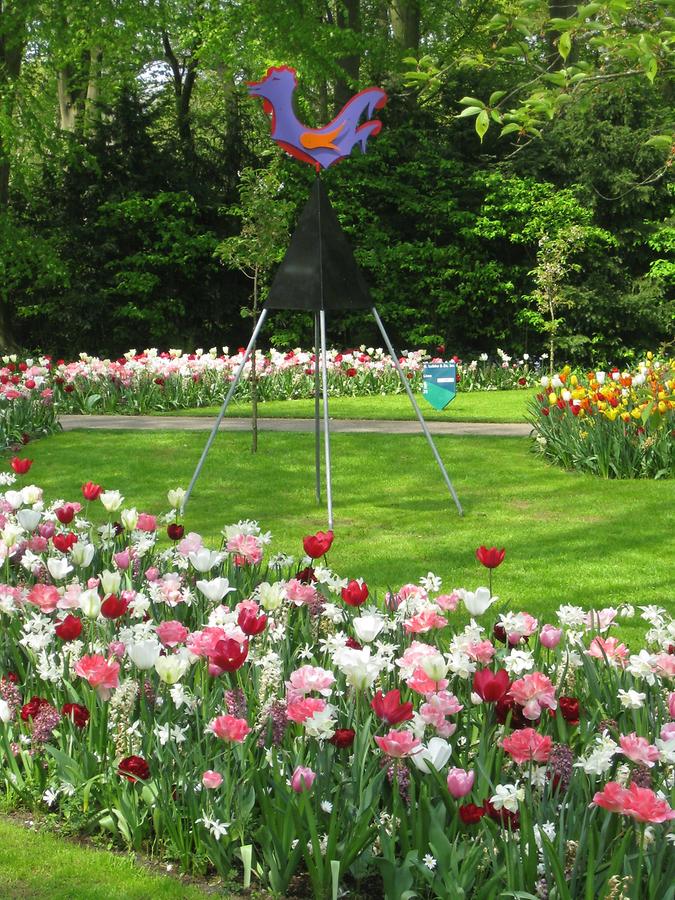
xmin=389 ymin=0 xmax=420 ymax=53
xmin=83 ymin=47 xmax=103 ymax=134
xmin=251 ymin=268 xmax=259 ymax=453
xmin=57 ymin=60 xmax=86 ymax=132
xmin=0 ymin=0 xmax=26 ymax=209
xmin=548 ymin=0 xmax=576 ymax=67
xmin=335 ymin=0 xmax=361 ymax=112
xmin=162 ymin=30 xmax=197 ymax=157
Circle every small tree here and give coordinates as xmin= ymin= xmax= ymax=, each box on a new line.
xmin=215 ymin=164 xmax=293 ymax=451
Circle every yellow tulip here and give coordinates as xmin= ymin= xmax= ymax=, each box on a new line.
xmin=548 ymin=392 xmax=557 ymax=405
xmin=571 ymin=374 xmax=578 ymax=387
xmin=658 ymin=401 xmax=666 ymax=414
xmin=631 ymin=408 xmax=642 ymax=420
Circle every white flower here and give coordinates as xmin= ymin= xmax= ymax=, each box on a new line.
xmin=3 ymin=490 xmax=24 ymax=511
xmin=575 ymin=733 xmax=618 ymax=775
xmin=303 ymin=705 xmax=336 ymax=740
xmin=421 ymin=652 xmax=448 ymax=681
xmin=410 ymin=737 xmax=451 ymax=774
xmin=618 ymin=689 xmax=646 ymax=709
xmin=188 ymin=548 xmax=224 ymax=573
xmin=78 ymin=588 xmax=101 ymax=618
xmin=46 ymin=557 xmax=73 ymax=580
xmin=420 ymin=572 xmax=442 ymax=593
xmin=490 ymin=783 xmax=524 ymax=813
xmin=70 ymin=542 xmax=95 ymax=567
xmin=656 ymin=737 xmax=675 ymax=765
xmin=503 ymin=649 xmax=534 ymax=676
xmin=155 ymin=655 xmax=190 ymax=684
xmin=100 ymin=490 xmax=123 ymax=512
xmin=128 ymin=640 xmax=161 ymax=670
xmin=556 ymin=605 xmax=586 ymax=627
xmin=17 ymin=508 xmax=41 ymax=531
xmin=196 ymin=577 xmax=235 ymax=603
xmin=120 ymin=507 xmax=138 ymax=531
xmin=353 ymin=614 xmax=385 ymax=644
xmin=333 ymin=646 xmax=383 ymax=690
xmin=457 ymin=587 xmax=496 ymax=616
xmin=195 ymin=816 xmax=230 ymax=839
xmin=100 ymin=569 xmax=121 ymax=596
xmin=626 ymin=650 xmax=657 ymax=685
xmin=167 ymin=488 xmax=186 ymax=510
xmin=0 ymin=698 xmax=12 ymax=722
xmin=423 ymin=854 xmax=437 ymax=870
xmin=320 ymin=800 xmax=333 ymax=813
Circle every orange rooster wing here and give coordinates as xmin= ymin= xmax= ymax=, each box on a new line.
xmin=300 ymin=123 xmax=344 ymax=151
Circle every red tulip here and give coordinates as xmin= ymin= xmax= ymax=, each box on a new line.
xmin=237 ymin=607 xmax=268 ymax=636
xmin=10 ymin=457 xmax=32 ymax=475
xmin=329 ymin=728 xmax=356 ymax=748
xmin=118 ymin=755 xmax=150 ymax=782
xmin=55 ymin=615 xmax=83 ymax=641
xmin=55 ymin=503 xmax=78 ymax=525
xmin=210 ymin=638 xmax=249 ymax=672
xmin=472 ymin=668 xmax=511 ymax=702
xmin=341 ymin=579 xmax=369 ymax=607
xmin=475 ymin=546 xmax=506 ymax=569
xmin=101 ymin=594 xmax=129 ymax=620
xmin=559 ymin=696 xmax=580 ymax=726
xmin=459 ymin=803 xmax=486 ymax=824
xmin=371 ymin=689 xmax=414 ymax=725
xmin=53 ymin=532 xmax=78 ymax=553
xmin=167 ymin=523 xmax=185 ymax=541
xmin=82 ymin=481 xmax=102 ymax=501
xmin=302 ymin=529 xmax=334 ymax=558
xmin=62 ymin=703 xmax=90 ymax=728
xmin=20 ymin=696 xmax=49 ymax=721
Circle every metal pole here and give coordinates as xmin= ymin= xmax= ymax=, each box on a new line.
xmin=182 ymin=308 xmax=269 ymax=512
xmin=319 ymin=310 xmax=333 ymax=529
xmin=371 ymin=307 xmax=463 ymax=516
xmin=314 ymin=312 xmax=321 ymax=502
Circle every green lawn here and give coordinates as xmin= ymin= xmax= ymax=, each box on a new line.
xmin=19 ymin=429 xmax=673 ymax=644
xmin=159 ymin=389 xmax=534 ymax=423
xmin=0 ymin=817 xmax=208 ymax=899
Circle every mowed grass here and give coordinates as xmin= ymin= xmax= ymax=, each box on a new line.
xmin=0 ymin=817 xmax=207 ymax=899
xmin=159 ymin=389 xmax=534 ymax=423
xmin=20 ymin=429 xmax=674 ymax=645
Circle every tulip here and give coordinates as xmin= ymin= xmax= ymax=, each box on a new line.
xmin=128 ymin=640 xmax=161 ymax=670
xmin=329 ymin=728 xmax=356 ymax=748
xmin=302 ymin=530 xmax=334 ymax=559
xmin=155 ymin=654 xmax=190 ymax=684
xmin=473 ymin=668 xmax=511 ymax=702
xmin=3 ymin=490 xmax=23 ymax=510
xmin=17 ymin=508 xmax=41 ymax=531
xmin=371 ymin=689 xmax=413 ymax=725
xmin=459 ymin=587 xmax=496 ymax=616
xmin=341 ymin=579 xmax=369 ymax=607
xmin=114 ymin=549 xmax=131 ymax=570
xmin=447 ymin=768 xmax=475 ymax=799
xmin=99 ymin=490 xmax=123 ymax=512
xmin=120 ymin=508 xmax=138 ymax=531
xmin=237 ymin=606 xmax=267 ymax=636
xmin=669 ymin=692 xmax=675 ymax=719
xmin=167 ymin=523 xmax=185 ymax=541
xmin=100 ymin=594 xmax=129 ymax=620
xmin=540 ymin=624 xmax=563 ymax=649
xmin=209 ymin=638 xmax=248 ymax=673
xmin=21 ymin=484 xmax=42 ymax=505
xmin=10 ymin=457 xmax=32 ymax=474
xmin=411 ymin=737 xmax=452 ymax=774
xmin=188 ymin=548 xmax=223 ymax=573
xmin=79 ymin=589 xmax=102 ymax=618
xmin=70 ymin=542 xmax=95 ymax=567
xmin=46 ymin=557 xmax=73 ymax=580
xmin=55 ymin=503 xmax=79 ymax=525
xmin=167 ymin=488 xmax=186 ymax=510
xmin=82 ymin=481 xmax=102 ymax=501
xmin=55 ymin=614 xmax=83 ymax=641
xmin=290 ymin=766 xmax=316 ymax=792
xmin=53 ymin=532 xmax=77 ymax=553
xmin=475 ymin=546 xmax=505 ymax=569
xmin=196 ymin=577 xmax=235 ymax=603
xmin=353 ymin=614 xmax=384 ymax=643
xmin=0 ymin=699 xmax=12 ymax=722
xmin=202 ymin=770 xmax=223 ymax=789
xmin=100 ymin=570 xmax=121 ymax=596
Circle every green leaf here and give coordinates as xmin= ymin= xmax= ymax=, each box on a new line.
xmin=476 ymin=109 xmax=490 ymax=142
xmin=488 ymin=90 xmax=507 ymax=106
xmin=500 ymin=123 xmax=522 ymax=136
xmin=458 ymin=106 xmax=483 ymax=118
xmin=645 ymin=134 xmax=673 ymax=152
xmin=644 ymin=55 xmax=658 ymax=82
xmin=559 ymin=31 xmax=572 ymax=60
xmin=459 ymin=96 xmax=486 ymax=108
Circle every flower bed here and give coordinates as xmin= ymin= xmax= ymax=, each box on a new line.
xmin=0 ymin=366 xmax=59 ymax=448
xmin=0 ymin=467 xmax=673 ymax=897
xmin=1 ymin=348 xmax=542 ymax=418
xmin=529 ymin=356 xmax=674 ymax=479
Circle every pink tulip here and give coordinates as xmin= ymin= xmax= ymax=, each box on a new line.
xmin=539 ymin=624 xmax=562 ymax=649
xmin=208 ymin=714 xmax=250 ymax=743
xmin=156 ymin=620 xmax=189 ymax=647
xmin=136 ymin=513 xmax=157 ymax=532
xmin=144 ymin=567 xmax=160 ymax=582
xmin=374 ymin=729 xmax=421 ymax=758
xmin=202 ymin=770 xmax=223 ymax=789
xmin=290 ymin=766 xmax=316 ymax=792
xmin=447 ymin=767 xmax=475 ymax=799
xmin=114 ymin=550 xmax=131 ymax=570
xmin=669 ymin=692 xmax=675 ymax=719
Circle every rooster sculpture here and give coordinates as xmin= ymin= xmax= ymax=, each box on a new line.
xmin=247 ymin=66 xmax=387 ymax=171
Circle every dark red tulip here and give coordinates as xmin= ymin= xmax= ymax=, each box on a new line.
xmin=341 ymin=579 xmax=369 ymax=607
xmin=473 ymin=668 xmax=511 ymax=702
xmin=210 ymin=638 xmax=249 ymax=672
xmin=62 ymin=703 xmax=90 ymax=728
xmin=237 ymin=607 xmax=268 ymax=636
xmin=495 ymin=695 xmax=531 ymax=729
xmin=345 ymin=637 xmax=362 ymax=650
xmin=55 ymin=615 xmax=83 ymax=641
xmin=10 ymin=457 xmax=33 ymax=474
xmin=82 ymin=482 xmax=102 ymax=501
xmin=475 ymin=546 xmax=506 ymax=569
xmin=558 ymin=696 xmax=580 ymax=726
xmin=371 ymin=689 xmax=413 ymax=725
xmin=118 ymin=755 xmax=150 ymax=782
xmin=459 ymin=803 xmax=486 ymax=824
xmin=302 ymin=530 xmax=334 ymax=558
xmin=295 ymin=566 xmax=317 ymax=584
xmin=20 ymin=696 xmax=49 ymax=721
xmin=55 ymin=504 xmax=78 ymax=525
xmin=167 ymin=523 xmax=185 ymax=541
xmin=329 ymin=728 xmax=356 ymax=748
xmin=101 ymin=594 xmax=129 ymax=620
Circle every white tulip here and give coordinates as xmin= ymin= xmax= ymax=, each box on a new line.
xmin=20 ymin=485 xmax=43 ymax=505
xmin=100 ymin=490 xmax=123 ymax=512
xmin=595 ymin=371 xmax=606 ymax=384
xmin=2 ymin=523 xmax=24 ymax=547
xmin=167 ymin=488 xmax=186 ymax=510
xmin=257 ymin=581 xmax=284 ymax=611
xmin=4 ymin=490 xmax=23 ymax=510
xmin=155 ymin=655 xmax=189 ymax=684
xmin=421 ymin=652 xmax=448 ymax=681
xmin=196 ymin=577 xmax=235 ymax=603
xmin=353 ymin=614 xmax=385 ymax=644
xmin=79 ymin=588 xmax=101 ymax=618
xmin=100 ymin=569 xmax=121 ymax=595
xmin=71 ymin=542 xmax=95 ymax=567
xmin=411 ymin=737 xmax=452 ymax=774
xmin=459 ymin=587 xmax=496 ymax=616
xmin=188 ymin=548 xmax=223 ymax=573
xmin=47 ymin=557 xmax=73 ymax=580
xmin=128 ymin=640 xmax=161 ymax=670
xmin=17 ymin=508 xmax=41 ymax=531
xmin=0 ymin=698 xmax=12 ymax=723
xmin=120 ymin=507 xmax=138 ymax=531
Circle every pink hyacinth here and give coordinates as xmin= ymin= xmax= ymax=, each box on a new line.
xmin=619 ymin=733 xmax=660 ymax=768
xmin=27 ymin=583 xmax=60 ymax=614
xmin=592 ymin=782 xmax=675 ymax=824
xmin=501 ymin=728 xmax=552 ymax=764
xmin=74 ymin=654 xmax=120 ymax=699
xmin=156 ymin=620 xmax=189 ymax=647
xmin=375 ymin=729 xmax=421 ymax=758
xmin=588 ymin=636 xmax=629 ymax=665
xmin=508 ymin=672 xmax=557 ymax=720
xmin=208 ymin=714 xmax=251 ymax=742
xmin=286 ymin=697 xmax=327 ymax=723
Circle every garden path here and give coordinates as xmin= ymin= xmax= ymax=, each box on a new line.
xmin=59 ymin=415 xmax=530 ymax=437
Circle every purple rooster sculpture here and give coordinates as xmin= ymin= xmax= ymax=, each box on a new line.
xmin=247 ymin=66 xmax=387 ymax=171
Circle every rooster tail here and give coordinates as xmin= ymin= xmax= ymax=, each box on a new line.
xmin=337 ymin=87 xmax=387 ymax=127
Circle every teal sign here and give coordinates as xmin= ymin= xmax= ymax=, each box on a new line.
xmin=422 ymin=362 xmax=457 ymax=410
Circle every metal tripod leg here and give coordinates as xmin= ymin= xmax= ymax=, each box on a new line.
xmin=371 ymin=307 xmax=463 ymax=516
xmin=314 ymin=312 xmax=321 ymax=503
xmin=319 ymin=310 xmax=333 ymax=529
xmin=181 ymin=308 xmax=269 ymax=513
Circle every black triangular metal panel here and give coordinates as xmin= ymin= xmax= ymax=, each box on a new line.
xmin=264 ymin=178 xmax=372 ymax=310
